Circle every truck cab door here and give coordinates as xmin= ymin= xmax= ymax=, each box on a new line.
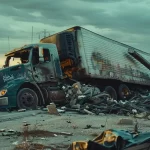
xmin=31 ymin=46 xmax=56 ymax=83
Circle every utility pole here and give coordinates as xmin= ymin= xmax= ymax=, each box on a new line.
xmin=42 ymin=29 xmax=50 ymax=38
xmin=44 ymin=29 xmax=46 ymax=37
xmin=31 ymin=26 xmax=33 ymax=43
xmin=36 ymin=29 xmax=53 ymax=39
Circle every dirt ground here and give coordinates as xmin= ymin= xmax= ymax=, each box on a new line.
xmin=0 ymin=109 xmax=150 ymax=150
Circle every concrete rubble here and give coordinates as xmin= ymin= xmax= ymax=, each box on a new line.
xmin=58 ymin=82 xmax=150 ymax=120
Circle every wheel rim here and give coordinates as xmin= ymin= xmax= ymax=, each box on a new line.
xmin=121 ymin=88 xmax=129 ymax=98
xmin=20 ymin=92 xmax=35 ymax=108
xmin=119 ymin=84 xmax=130 ymax=100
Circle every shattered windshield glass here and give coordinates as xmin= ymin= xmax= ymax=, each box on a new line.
xmin=6 ymin=49 xmax=30 ymax=67
xmin=9 ymin=57 xmax=22 ymax=66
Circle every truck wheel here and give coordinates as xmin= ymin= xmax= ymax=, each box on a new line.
xmin=17 ymin=88 xmax=38 ymax=109
xmin=105 ymin=86 xmax=117 ymax=100
xmin=118 ymin=84 xmax=130 ymax=100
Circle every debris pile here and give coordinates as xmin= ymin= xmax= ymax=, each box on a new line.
xmin=60 ymin=82 xmax=150 ymax=119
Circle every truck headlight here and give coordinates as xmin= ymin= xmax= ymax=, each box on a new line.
xmin=0 ymin=89 xmax=7 ymax=96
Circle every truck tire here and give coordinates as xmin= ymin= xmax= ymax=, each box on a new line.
xmin=118 ymin=84 xmax=130 ymax=100
xmin=17 ymin=88 xmax=38 ymax=109
xmin=104 ymin=86 xmax=117 ymax=100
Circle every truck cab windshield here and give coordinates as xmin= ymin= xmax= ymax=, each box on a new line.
xmin=5 ymin=49 xmax=30 ymax=67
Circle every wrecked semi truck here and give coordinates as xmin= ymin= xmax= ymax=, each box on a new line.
xmin=40 ymin=26 xmax=150 ymax=100
xmin=1 ymin=26 xmax=150 ymax=109
xmin=0 ymin=44 xmax=66 ymax=109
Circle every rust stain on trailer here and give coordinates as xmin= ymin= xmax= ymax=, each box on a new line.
xmin=91 ymin=52 xmax=150 ymax=84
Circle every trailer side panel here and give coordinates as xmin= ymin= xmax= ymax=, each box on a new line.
xmin=77 ymin=28 xmax=150 ymax=85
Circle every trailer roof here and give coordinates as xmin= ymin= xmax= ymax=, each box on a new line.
xmin=40 ymin=26 xmax=150 ymax=56
xmin=40 ymin=26 xmax=80 ymax=42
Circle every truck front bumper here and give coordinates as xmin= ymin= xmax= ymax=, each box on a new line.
xmin=0 ymin=97 xmax=8 ymax=106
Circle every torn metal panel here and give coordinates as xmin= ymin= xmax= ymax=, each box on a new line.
xmin=128 ymin=49 xmax=150 ymax=70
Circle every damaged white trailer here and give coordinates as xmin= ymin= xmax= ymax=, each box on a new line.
xmin=40 ymin=26 xmax=150 ymax=100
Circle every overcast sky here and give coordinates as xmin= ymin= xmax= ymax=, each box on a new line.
xmin=0 ymin=0 xmax=150 ymax=66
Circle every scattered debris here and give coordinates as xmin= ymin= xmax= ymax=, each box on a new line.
xmin=72 ymin=125 xmax=78 ymax=129
xmin=148 ymin=115 xmax=150 ymax=120
xmin=47 ymin=103 xmax=59 ymax=115
xmin=42 ymin=108 xmax=48 ymax=111
xmin=66 ymin=121 xmax=71 ymax=123
xmin=101 ymin=125 xmax=105 ymax=128
xmin=135 ymin=112 xmax=148 ymax=118
xmin=58 ymin=82 xmax=150 ymax=119
xmin=117 ymin=118 xmax=133 ymax=125
xmin=8 ymin=129 xmax=15 ymax=132
xmin=32 ymin=113 xmax=36 ymax=116
xmin=23 ymin=123 xmax=31 ymax=126
xmin=2 ymin=131 xmax=20 ymax=136
xmin=99 ymin=113 xmax=105 ymax=116
xmin=57 ymin=109 xmax=65 ymax=113
xmin=84 ymin=125 xmax=92 ymax=129
xmin=83 ymin=109 xmax=95 ymax=115
xmin=1 ymin=81 xmax=150 ymax=150
xmin=18 ymin=109 xmax=26 ymax=112
xmin=0 ymin=129 xmax=5 ymax=132
xmin=12 ymin=141 xmax=19 ymax=145
xmin=60 ymin=132 xmax=73 ymax=136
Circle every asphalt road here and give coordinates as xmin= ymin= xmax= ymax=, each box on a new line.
xmin=0 ymin=110 xmax=150 ymax=150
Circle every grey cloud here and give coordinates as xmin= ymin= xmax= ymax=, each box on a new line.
xmin=0 ymin=0 xmax=82 ymax=25
xmin=79 ymin=0 xmax=125 ymax=3
xmin=1 ymin=0 xmax=149 ymax=36
xmin=0 ymin=0 xmax=149 ymax=52
xmin=83 ymin=10 xmax=150 ymax=35
xmin=0 ymin=24 xmax=34 ymax=41
xmin=0 ymin=6 xmax=35 ymax=20
xmin=0 ymin=0 xmax=66 ymax=11
xmin=0 ymin=27 xmax=19 ymax=38
xmin=79 ymin=0 xmax=149 ymax=3
xmin=0 ymin=0 xmax=105 ymax=27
